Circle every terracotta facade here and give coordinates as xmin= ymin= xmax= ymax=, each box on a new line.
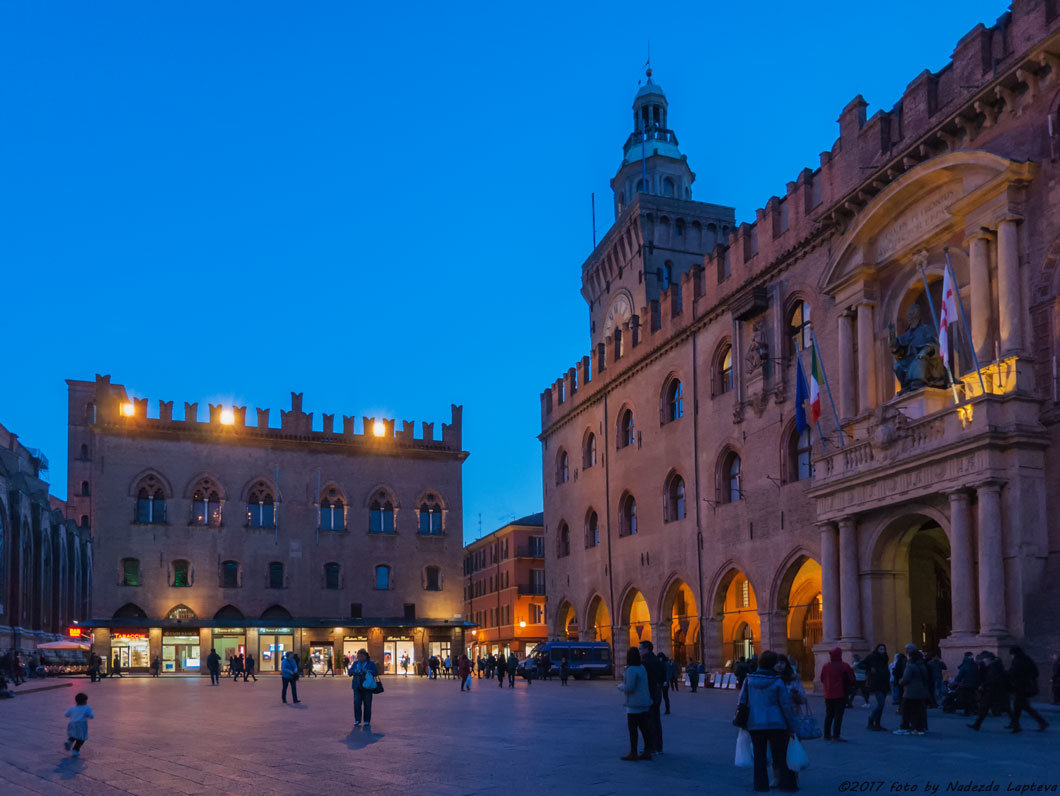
xmin=540 ymin=2 xmax=1060 ymax=684
xmin=70 ymin=375 xmax=469 ymax=673
xmin=463 ymin=513 xmax=546 ymax=661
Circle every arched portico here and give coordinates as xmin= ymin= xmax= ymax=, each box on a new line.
xmin=659 ymin=576 xmax=699 ymax=667
xmin=709 ymin=567 xmax=759 ymax=670
xmin=583 ymin=593 xmax=612 ymax=647
xmin=773 ymin=553 xmax=822 ymax=678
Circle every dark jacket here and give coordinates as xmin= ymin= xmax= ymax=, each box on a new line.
xmin=739 ymin=671 xmax=796 ymax=731
xmin=348 ymin=659 xmax=379 ymax=690
xmin=956 ymin=657 xmax=978 ymax=688
xmin=641 ymin=651 xmax=665 ymax=701
xmin=1008 ymin=652 xmax=1039 ymax=697
xmin=820 ymin=648 xmax=855 ymax=699
xmin=901 ymin=657 xmax=930 ymax=700
xmin=245 ymin=655 xmax=255 ymax=672
xmin=860 ymin=651 xmax=890 ymax=692
xmin=979 ymin=658 xmax=1011 ymax=710
xmin=206 ymin=652 xmax=221 ymax=672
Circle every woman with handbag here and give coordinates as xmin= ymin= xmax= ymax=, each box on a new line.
xmin=737 ymin=650 xmax=798 ymax=793
xmin=347 ymin=649 xmax=379 ymax=728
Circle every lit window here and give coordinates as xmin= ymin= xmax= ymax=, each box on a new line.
xmin=172 ymin=559 xmax=190 ymax=587
xmin=121 ymin=558 xmax=140 ymax=587
xmin=717 ymin=346 xmax=734 ymax=395
xmin=134 ymin=475 xmax=166 ymax=524
xmin=191 ymin=480 xmax=221 ymax=526
xmin=618 ymin=409 xmax=635 ymax=449
xmin=246 ymin=482 xmax=275 ymax=528
xmin=789 ymin=300 xmax=812 ymax=355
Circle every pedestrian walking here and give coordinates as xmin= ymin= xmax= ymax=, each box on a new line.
xmin=111 ymin=654 xmax=123 ymax=678
xmin=88 ymin=653 xmax=100 ymax=683
xmin=688 ymin=660 xmax=700 ymax=693
xmin=151 ymin=655 xmax=162 ymax=677
xmin=507 ymin=652 xmax=519 ymax=688
xmin=860 ymin=643 xmax=890 ymax=731
xmin=896 ymin=649 xmax=929 ymax=735
xmin=820 ymin=647 xmax=855 ymax=741
xmin=206 ymin=648 xmax=221 ymax=685
xmin=925 ymin=651 xmax=947 ymax=708
xmin=669 ymin=656 xmax=680 ymax=691
xmin=967 ymin=651 xmax=1012 ymax=731
xmin=560 ymin=656 xmax=570 ymax=686
xmin=458 ymin=654 xmax=472 ymax=691
xmin=617 ymin=646 xmax=652 ymax=761
xmin=280 ymin=651 xmax=301 ymax=704
xmin=231 ymin=654 xmax=244 ymax=681
xmin=955 ymin=651 xmax=979 ymax=716
xmin=848 ymin=654 xmax=869 ymax=707
xmin=324 ymin=654 xmax=335 ymax=677
xmin=639 ymin=640 xmax=665 ymax=754
xmin=1006 ymin=646 xmax=1049 ymax=733
xmin=244 ymin=653 xmax=258 ymax=682
xmin=734 ymin=657 xmax=749 ymax=690
xmin=496 ymin=655 xmax=507 ymax=687
xmin=348 ymin=649 xmax=379 ymax=728
xmin=775 ymin=656 xmax=806 ymax=789
xmin=486 ymin=653 xmax=496 ymax=680
xmin=658 ymin=653 xmax=672 ymax=714
xmin=63 ymin=692 xmax=94 ymax=757
xmin=738 ymin=649 xmax=798 ymax=793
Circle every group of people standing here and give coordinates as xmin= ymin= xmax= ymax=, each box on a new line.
xmin=616 ymin=640 xmax=667 ymax=761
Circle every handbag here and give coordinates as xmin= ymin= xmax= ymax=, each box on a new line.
xmin=794 ymin=701 xmax=822 ymax=740
xmin=373 ymin=678 xmax=384 ymax=694
xmin=733 ymin=701 xmax=749 ymax=729
xmin=734 ymin=729 xmax=753 ymax=767
xmin=786 ymin=736 xmax=809 ymax=771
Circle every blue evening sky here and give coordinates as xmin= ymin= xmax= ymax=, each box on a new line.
xmin=1 ymin=1 xmax=1004 ymax=541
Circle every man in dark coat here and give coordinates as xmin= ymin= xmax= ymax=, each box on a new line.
xmin=206 ymin=648 xmax=221 ymax=685
xmin=955 ymin=652 xmax=979 ymax=715
xmin=1007 ymin=646 xmax=1049 ymax=733
xmin=639 ymin=640 xmax=666 ymax=754
xmin=968 ymin=652 xmax=1013 ymax=731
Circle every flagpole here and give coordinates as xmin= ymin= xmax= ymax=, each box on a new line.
xmin=796 ymin=351 xmax=827 ymax=451
xmin=944 ymin=248 xmax=987 ymax=397
xmin=810 ymin=329 xmax=845 ymax=447
xmin=918 ymin=265 xmax=961 ymax=405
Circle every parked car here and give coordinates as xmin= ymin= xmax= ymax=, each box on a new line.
xmin=517 ymin=641 xmax=612 ymax=679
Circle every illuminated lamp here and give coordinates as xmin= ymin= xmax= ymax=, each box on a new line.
xmin=220 ymin=408 xmax=235 ymax=425
xmin=372 ymin=420 xmax=386 ymax=437
xmin=121 ymin=403 xmax=136 ymax=417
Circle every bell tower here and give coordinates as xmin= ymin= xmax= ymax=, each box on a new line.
xmin=610 ymin=67 xmax=696 ymax=218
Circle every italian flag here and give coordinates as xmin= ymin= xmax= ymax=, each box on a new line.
xmin=809 ymin=343 xmax=822 ymax=424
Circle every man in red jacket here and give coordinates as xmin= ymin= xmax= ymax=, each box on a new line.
xmin=820 ymin=647 xmax=856 ymax=741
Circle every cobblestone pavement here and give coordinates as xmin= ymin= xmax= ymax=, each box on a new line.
xmin=0 ymin=675 xmax=1056 ymax=795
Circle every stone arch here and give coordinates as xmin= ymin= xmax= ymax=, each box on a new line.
xmin=127 ymin=468 xmax=174 ymax=498
xmin=553 ymin=599 xmax=577 ymax=640
xmin=113 ymin=602 xmax=147 ymax=619
xmin=771 ymin=549 xmax=823 ymax=678
xmin=183 ymin=471 xmax=227 ymax=500
xmin=708 ymin=563 xmax=760 ymax=669
xmin=363 ymin=483 xmax=400 ymax=508
xmin=214 ymin=604 xmax=244 ymax=621
xmin=617 ymin=583 xmax=652 ymax=651
xmin=659 ymin=370 xmax=686 ymax=424
xmin=166 ymin=604 xmax=197 ymax=620
xmin=583 ymin=592 xmax=612 ymax=645
xmin=658 ymin=573 xmax=699 ymax=666
xmin=240 ymin=475 xmax=280 ymax=503
xmin=864 ymin=506 xmax=952 ymax=655
xmin=261 ymin=604 xmax=292 ymax=621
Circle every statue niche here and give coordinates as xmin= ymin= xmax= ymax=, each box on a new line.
xmin=889 ymin=303 xmax=948 ymax=393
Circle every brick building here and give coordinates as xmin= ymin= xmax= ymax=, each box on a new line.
xmin=0 ymin=421 xmax=92 ymax=655
xmin=463 ymin=513 xmax=546 ymax=662
xmin=540 ymin=2 xmax=1060 ymax=682
xmin=70 ymin=375 xmax=469 ymax=674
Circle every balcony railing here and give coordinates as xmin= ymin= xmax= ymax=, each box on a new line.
xmin=518 ymin=584 xmax=546 ymax=596
xmin=516 ymin=545 xmax=545 ymax=559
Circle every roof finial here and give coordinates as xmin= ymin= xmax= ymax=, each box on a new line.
xmin=645 ymin=40 xmax=652 ymax=80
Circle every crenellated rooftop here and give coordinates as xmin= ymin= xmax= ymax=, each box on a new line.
xmin=542 ymin=0 xmax=1060 ymax=430
xmin=75 ymin=374 xmax=465 ymax=454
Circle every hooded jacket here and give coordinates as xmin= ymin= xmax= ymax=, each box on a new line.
xmin=739 ymin=670 xmax=796 ymax=731
xmin=900 ymin=655 xmax=930 ymax=700
xmin=820 ymin=648 xmax=855 ymax=699
xmin=860 ymin=650 xmax=890 ymax=692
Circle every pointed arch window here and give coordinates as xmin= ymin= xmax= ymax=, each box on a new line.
xmin=135 ymin=475 xmax=166 ymax=524
xmin=789 ymin=427 xmax=813 ymax=482
xmin=617 ymin=408 xmax=635 ymax=449
xmin=319 ymin=487 xmax=345 ymax=531
xmin=788 ymin=300 xmax=812 ymax=355
xmin=718 ymin=451 xmax=742 ymax=504
xmin=556 ymin=450 xmax=569 ymax=484
xmin=557 ymin=522 xmax=570 ymax=558
xmin=662 ymin=377 xmax=683 ymax=423
xmin=619 ymin=492 xmax=637 ymax=537
xmin=583 ymin=431 xmax=597 ymax=469
xmin=419 ymin=495 xmax=443 ymax=535
xmin=370 ymin=492 xmax=396 ymax=534
xmin=665 ymin=473 xmax=686 ymax=522
xmin=714 ymin=345 xmax=734 ymax=395
xmin=246 ymin=482 xmax=275 ymax=528
xmin=166 ymin=604 xmax=196 ymax=620
xmin=191 ymin=479 xmax=222 ymax=527
xmin=585 ymin=510 xmax=599 ymax=548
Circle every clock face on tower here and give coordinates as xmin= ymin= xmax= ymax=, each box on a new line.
xmin=603 ymin=293 xmax=633 ymax=339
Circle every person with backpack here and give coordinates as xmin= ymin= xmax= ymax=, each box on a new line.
xmin=1007 ymin=646 xmax=1049 ymax=733
xmin=820 ymin=647 xmax=855 ymax=741
xmin=347 ymin=649 xmax=379 ymax=728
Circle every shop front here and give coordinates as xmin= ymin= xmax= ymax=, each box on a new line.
xmin=212 ymin=628 xmax=246 ymax=669
xmin=308 ymin=642 xmax=335 ymax=674
xmin=258 ymin=628 xmax=294 ymax=672
xmin=428 ymin=641 xmax=451 ymax=665
xmin=162 ymin=630 xmax=201 ymax=673
xmin=111 ymin=631 xmax=150 ymax=672
xmin=383 ymin=635 xmax=415 ymax=675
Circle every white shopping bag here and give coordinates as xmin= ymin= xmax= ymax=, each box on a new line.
xmin=786 ymin=736 xmax=809 ymax=771
xmin=734 ymin=729 xmax=753 ymax=767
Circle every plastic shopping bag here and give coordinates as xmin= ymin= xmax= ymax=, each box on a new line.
xmin=734 ymin=729 xmax=753 ymax=768
xmin=786 ymin=736 xmax=809 ymax=771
